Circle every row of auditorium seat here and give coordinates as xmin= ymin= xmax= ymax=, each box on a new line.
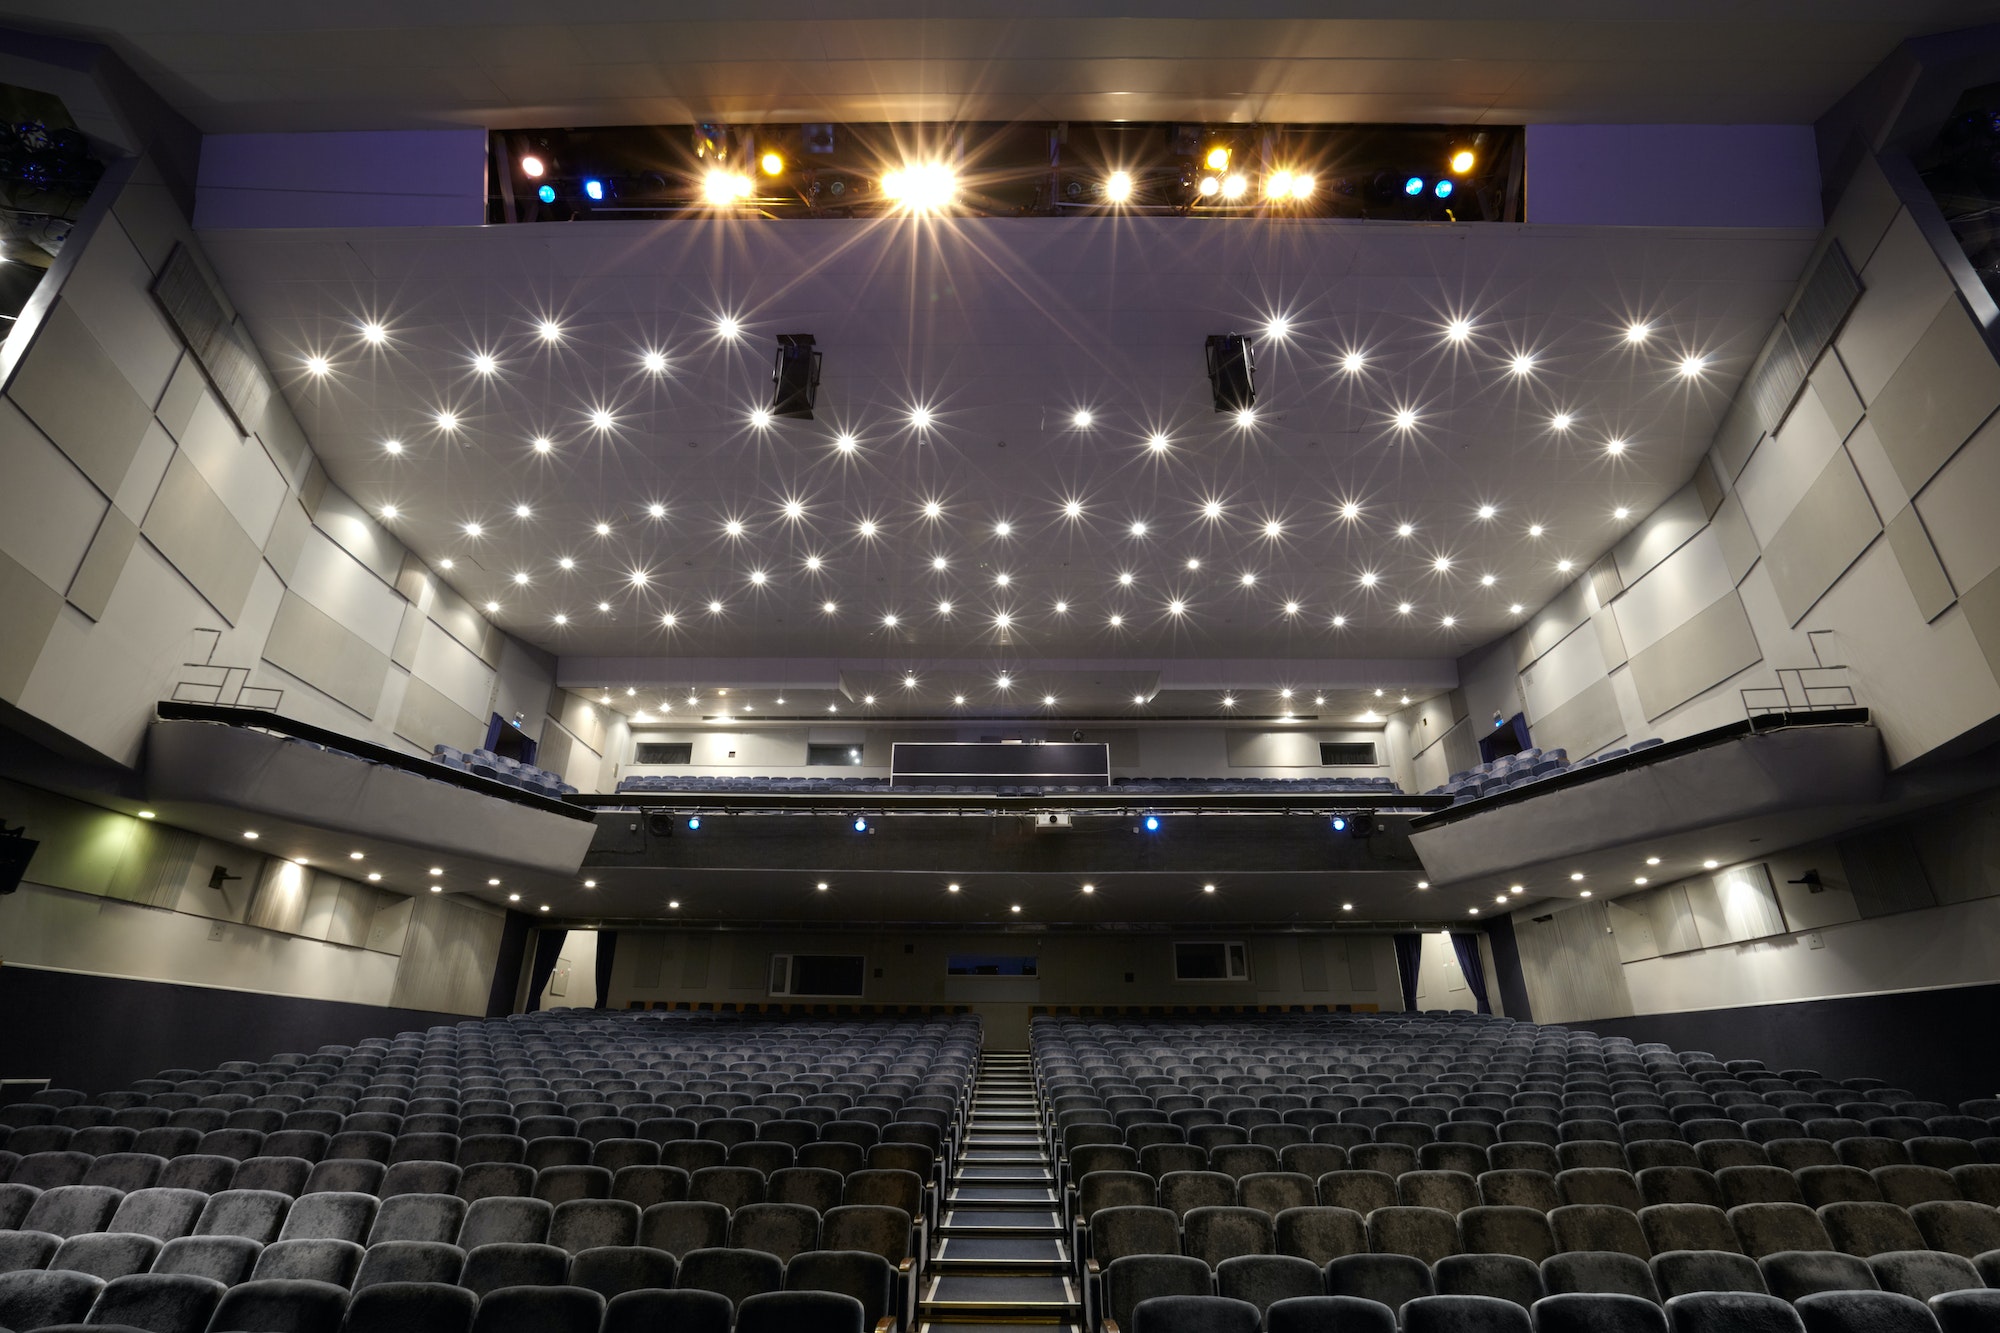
xmin=1112 ymin=1287 xmax=1996 ymax=1333
xmin=1035 ymin=1014 xmax=2000 ymax=1331
xmin=0 ymin=1012 xmax=975 ymax=1332
xmin=1425 ymin=739 xmax=1669 ymax=806
xmin=430 ymin=745 xmax=579 ymax=797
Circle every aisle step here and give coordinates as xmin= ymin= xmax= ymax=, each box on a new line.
xmin=932 ymin=1235 xmax=1070 ymax=1272
xmin=919 ymin=1272 xmax=1081 ymax=1322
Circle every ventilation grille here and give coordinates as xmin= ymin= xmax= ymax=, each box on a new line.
xmin=1746 ymin=321 xmax=1809 ymax=435
xmin=1787 ymin=240 xmax=1863 ymax=364
xmin=150 ymin=244 xmax=273 ymax=434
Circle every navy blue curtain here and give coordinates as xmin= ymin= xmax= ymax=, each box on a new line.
xmin=1392 ymin=933 xmax=1424 ymax=1013
xmin=594 ymin=931 xmax=619 ymax=1010
xmin=1452 ymin=933 xmax=1493 ymax=1014
xmin=526 ymin=928 xmax=567 ymax=1013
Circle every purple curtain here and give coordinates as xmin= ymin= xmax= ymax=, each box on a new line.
xmin=1452 ymin=933 xmax=1493 ymax=1014
xmin=1392 ymin=933 xmax=1424 ymax=1012
xmin=594 ymin=931 xmax=619 ymax=1009
xmin=526 ymin=927 xmax=567 ymax=1013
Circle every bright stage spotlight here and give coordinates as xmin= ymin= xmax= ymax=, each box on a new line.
xmin=1404 ymin=176 xmax=1426 ymax=196
xmin=1105 ymin=171 xmax=1133 ymax=202
xmin=1205 ymin=146 xmax=1230 ymax=171
xmin=1434 ymin=179 xmax=1454 ymax=199
xmin=1198 ymin=176 xmax=1220 ymax=197
xmin=536 ymin=185 xmax=556 ymax=204
xmin=1290 ymin=173 xmax=1315 ymax=200
xmin=584 ymin=178 xmax=605 ymax=201
xmin=851 ymin=815 xmax=870 ymax=833
xmin=686 ymin=816 xmax=702 ymax=831
xmin=1143 ymin=815 xmax=1161 ymax=833
xmin=882 ymin=163 xmax=956 ymax=211
xmin=1451 ymin=148 xmax=1476 ymax=173
xmin=520 ymin=155 xmax=545 ymax=178
xmin=760 ymin=152 xmax=784 ymax=175
xmin=1331 ymin=816 xmax=1348 ymax=832
xmin=1265 ymin=170 xmax=1295 ymax=200
xmin=704 ymin=171 xmax=752 ymax=204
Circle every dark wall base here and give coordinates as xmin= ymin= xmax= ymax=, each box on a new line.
xmin=1571 ymin=983 xmax=2000 ymax=1109
xmin=0 ymin=967 xmax=473 ymax=1097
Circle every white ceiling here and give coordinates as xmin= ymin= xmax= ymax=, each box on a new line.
xmin=203 ymin=215 xmax=1813 ymax=688
xmin=4 ymin=1 xmax=1987 ymax=131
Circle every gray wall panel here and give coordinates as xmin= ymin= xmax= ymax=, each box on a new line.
xmin=262 ymin=496 xmax=310 ymax=583
xmin=0 ymin=548 xmax=64 ymax=704
xmin=1297 ymin=936 xmax=1328 ymax=992
xmin=1515 ymin=578 xmax=1592 ymax=672
xmin=1834 ymin=209 xmax=1956 ymax=401
xmin=1866 ymin=297 xmax=2000 ymax=495
xmin=67 ymin=509 xmax=139 ymax=622
xmin=263 ymin=589 xmax=390 ymax=715
xmin=1762 ymin=451 xmax=1882 ymax=625
xmin=6 ymin=301 xmax=155 ymax=496
xmin=1837 ymin=827 xmax=1938 ymax=918
xmin=1593 ymin=608 xmax=1628 ymax=671
xmin=59 ymin=216 xmax=184 ymax=407
xmin=1825 ymin=154 xmax=1901 ymax=272
xmin=1613 ymin=481 xmax=1708 ymax=588
xmin=1532 ymin=676 xmax=1625 ymax=760
xmin=393 ymin=673 xmax=485 ymax=753
xmin=140 ymin=453 xmax=261 ymax=624
xmin=1810 ymin=353 xmax=1864 ymax=441
xmin=1959 ymin=568 xmax=2000 ymax=686
xmin=1711 ymin=491 xmax=1760 ymax=585
xmin=391 ymin=604 xmax=425 ymax=670
xmin=1884 ymin=506 xmax=1956 ymax=623
xmin=1710 ymin=399 xmax=1764 ymax=482
xmin=1627 ymin=591 xmax=1763 ymax=722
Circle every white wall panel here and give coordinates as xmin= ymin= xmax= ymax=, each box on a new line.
xmin=172 ymin=389 xmax=287 ymax=546
xmin=112 ymin=420 xmax=178 ymax=522
xmin=1610 ymin=530 xmax=1734 ymax=657
xmin=1914 ymin=413 xmax=2000 ymax=594
xmin=1734 ymin=389 xmax=1846 ymax=545
xmin=0 ymin=399 xmax=106 ymax=594
xmin=1832 ymin=209 xmax=1956 ymax=401
xmin=287 ymin=529 xmax=406 ymax=655
xmin=411 ymin=620 xmax=494 ymax=720
xmin=1521 ymin=623 xmax=1607 ymax=722
xmin=1841 ymin=418 xmax=1909 ymax=517
xmin=55 ymin=215 xmax=183 ymax=407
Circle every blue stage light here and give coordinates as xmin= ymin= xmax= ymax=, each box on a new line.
xmin=1331 ymin=816 xmax=1348 ymax=832
xmin=536 ymin=184 xmax=556 ymax=204
xmin=686 ymin=815 xmax=701 ymax=831
xmin=852 ymin=816 xmax=869 ymax=833
xmin=1403 ymin=176 xmax=1426 ymax=196
xmin=1434 ymin=179 xmax=1454 ymax=199
xmin=584 ymin=178 xmax=605 ymax=201
xmin=1143 ymin=814 xmax=1161 ymax=832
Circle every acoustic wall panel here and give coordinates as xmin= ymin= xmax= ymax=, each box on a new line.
xmin=1297 ymin=936 xmax=1328 ymax=992
xmin=1515 ymin=901 xmax=1631 ymax=1024
xmin=1913 ymin=413 xmax=2000 ymax=594
xmin=1736 ymin=387 xmax=1846 ymax=545
xmin=290 ymin=529 xmax=406 ymax=655
xmin=6 ymin=301 xmax=155 ymax=496
xmin=0 ymin=398 xmax=106 ymax=595
xmin=392 ymin=674 xmax=485 ymax=754
xmin=1613 ymin=481 xmax=1708 ymax=588
xmin=1762 ymin=450 xmax=1882 ymax=625
xmin=153 ymin=353 xmax=206 ymax=441
xmin=1959 ymin=568 xmax=2000 ymax=685
xmin=412 ymin=620 xmax=494 ymax=719
xmin=1627 ymin=591 xmax=1762 ymax=721
xmin=1837 ymin=827 xmax=1938 ymax=918
xmin=1884 ymin=507 xmax=1957 ymax=623
xmin=1593 ymin=609 xmax=1628 ymax=671
xmin=1866 ymin=297 xmax=2000 ymax=495
xmin=111 ymin=420 xmax=176 ymax=524
xmin=262 ymin=496 xmax=310 ymax=583
xmin=140 ymin=453 xmax=262 ymax=624
xmin=1523 ymin=620 xmax=1607 ymax=721
xmin=1809 ymin=352 xmax=1864 ymax=441
xmin=627 ymin=933 xmax=665 ymax=989
xmin=1841 ymin=417 xmax=1909 ymax=517
xmin=0 ymin=549 xmax=62 ymax=704
xmin=1824 ymin=153 xmax=1901 ymax=273
xmin=67 ymin=509 xmax=139 ymax=622
xmin=1710 ymin=396 xmax=1765 ymax=482
xmin=170 ymin=390 xmax=285 ymax=546
xmin=57 ymin=215 xmax=183 ymax=406
xmin=391 ymin=604 xmax=425 ymax=670
xmin=1711 ymin=492 xmax=1761 ymax=585
xmin=1833 ymin=210 xmax=1956 ymax=401
xmin=1344 ymin=936 xmax=1377 ymax=992
xmin=390 ymin=894 xmax=506 ymax=1015
xmin=1612 ymin=532 xmax=1735 ymax=657
xmin=1515 ymin=578 xmax=1592 ymax=671
xmin=311 ymin=485 xmax=405 ymax=586
xmin=262 ymin=589 xmax=391 ymax=715
xmin=1529 ymin=676 xmax=1625 ymax=761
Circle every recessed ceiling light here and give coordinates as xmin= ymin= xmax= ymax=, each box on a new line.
xmin=994 ymin=612 xmax=1013 ymax=629
xmin=1605 ymin=438 xmax=1627 ymax=455
xmin=996 ymin=674 xmax=1012 ymax=688
xmin=242 ymin=830 xmax=259 ymax=840
xmin=661 ymin=612 xmax=677 ymax=627
xmin=1397 ymin=524 xmax=1415 ymax=537
xmin=1481 ymin=574 xmax=1496 ymax=586
xmin=540 ymin=904 xmax=550 ymax=912
xmin=1220 ymin=696 xmax=1235 ymax=708
xmin=552 ymin=613 xmax=568 ymax=625
xmin=485 ymin=600 xmax=500 ymax=612
xmin=514 ymin=504 xmax=532 ymax=519
xmin=1042 ymin=693 xmax=1056 ymax=705
xmin=953 ymin=694 xmax=966 ymax=705
xmin=1551 ymin=413 xmax=1573 ymax=431
xmin=597 ymin=601 xmax=610 ymax=612
xmin=1509 ymin=352 xmax=1534 ymax=374
xmin=1445 ymin=318 xmax=1473 ymax=341
xmin=1704 ymin=859 xmax=1720 ymax=869
xmin=1393 ymin=407 xmax=1419 ymax=430
xmin=1235 ymin=407 xmax=1256 ymax=427
xmin=1147 ymin=433 xmax=1169 ymax=452
xmin=1053 ymin=600 xmax=1067 ymax=613
xmin=435 ymin=411 xmax=458 ymax=431
xmin=858 ymin=520 xmax=877 ymax=538
xmin=1646 ymin=856 xmax=1661 ymax=866
xmin=1283 ymin=601 xmax=1300 ymax=615
xmin=707 ymin=600 xmax=723 ymax=613
xmin=1625 ymin=322 xmax=1651 ymax=343
xmin=834 ymin=434 xmax=857 ymax=452
xmin=882 ymin=613 xmax=898 ymax=627
xmin=590 ymin=409 xmax=615 ymax=431
xmin=1477 ymin=505 xmax=1497 ymax=520
xmin=1203 ymin=883 xmax=1216 ymax=893
xmin=538 ymin=319 xmax=563 ymax=341
xmin=472 ymin=353 xmax=497 ymax=375
xmin=1635 ymin=876 xmax=1649 ymax=885
xmin=936 ymin=600 xmax=952 ymax=615
xmin=750 ymin=408 xmax=772 ymax=428
xmin=382 ymin=438 xmax=403 ymax=455
xmin=359 ymin=321 xmax=387 ymax=344
xmin=642 ymin=350 xmax=667 ymax=373
xmin=1614 ymin=507 xmax=1631 ymax=519
xmin=1557 ymin=559 xmax=1574 ymax=572
xmin=1314 ymin=693 xmax=1326 ymax=703
xmin=723 ymin=520 xmax=745 ymax=537
xmin=1331 ymin=615 xmax=1346 ymax=626
xmin=824 ymin=601 xmax=839 ymax=614
xmin=749 ymin=570 xmax=767 ymax=585
xmin=923 ymin=500 xmax=942 ymax=519
xmin=648 ymin=504 xmax=666 ymax=518
xmin=1011 ymin=904 xmax=1022 ymax=913
xmin=1134 ymin=694 xmax=1147 ymax=704
xmin=808 ymin=556 xmax=824 ymax=571
xmin=1340 ymin=502 xmax=1361 ymax=521
xmin=717 ymin=316 xmax=741 ymax=339
xmin=379 ymin=504 xmax=398 ymax=520
xmin=1679 ymin=354 xmax=1707 ymax=377
xmin=1169 ymin=599 xmax=1187 ymax=615
xmin=1108 ymin=614 xmax=1123 ymax=627
xmin=1470 ymin=907 xmax=1480 ymax=915
xmin=1119 ymin=572 xmax=1135 ymax=586
xmin=1341 ymin=350 xmax=1366 ymax=373
xmin=1263 ymin=520 xmax=1283 ymax=538
xmin=1374 ymin=688 xmax=1384 ymax=697
xmin=816 ymin=881 xmax=829 ymax=891
xmin=1359 ymin=572 xmax=1378 ymax=587
xmin=1440 ymin=615 xmax=1456 ymax=627
xmin=994 ymin=521 xmax=1012 ymax=537
xmin=1397 ymin=602 xmax=1413 ymax=614
xmin=1129 ymin=520 xmax=1148 ymax=538
xmin=994 ymin=573 xmax=1010 ymax=586
xmin=512 ymin=572 xmax=530 ymax=585
xmin=863 ymin=694 xmax=876 ymax=705
xmin=1239 ymin=572 xmax=1256 ymax=586
xmin=1528 ymin=524 xmax=1544 ymax=537
xmin=1417 ymin=880 xmax=1429 ymax=888
xmin=439 ymin=558 xmax=454 ymax=570
xmin=428 ymin=866 xmax=442 ymax=875
xmin=304 ymin=355 xmax=330 ymax=376
xmin=908 ymin=407 xmax=933 ymax=429
xmin=530 ymin=436 xmax=554 ymax=455
xmin=1433 ymin=556 xmax=1451 ymax=571
xmin=1072 ymin=409 xmax=1093 ymax=428
xmin=1509 ymin=603 xmax=1524 ymax=613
